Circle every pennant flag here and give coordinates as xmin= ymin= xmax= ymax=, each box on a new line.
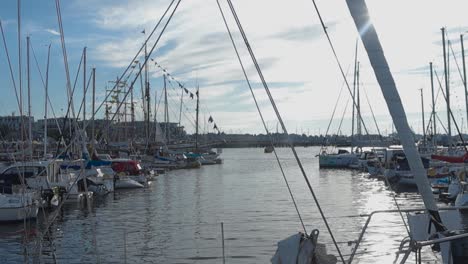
xmin=179 ymin=84 xmax=183 ymax=88
xmin=208 ymin=116 xmax=213 ymax=123
xmin=190 ymin=93 xmax=194 ymax=99
xmin=184 ymin=88 xmax=189 ymax=94
xmin=150 ymin=58 xmax=154 ymax=61
xmin=214 ymin=124 xmax=218 ymax=130
xmin=141 ymin=29 xmax=146 ymax=34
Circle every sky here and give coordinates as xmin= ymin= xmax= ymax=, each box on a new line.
xmin=0 ymin=0 xmax=468 ymax=135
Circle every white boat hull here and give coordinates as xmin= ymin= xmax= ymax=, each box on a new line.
xmin=115 ymin=178 xmax=144 ymax=189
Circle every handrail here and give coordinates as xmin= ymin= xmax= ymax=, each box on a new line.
xmin=348 ymin=206 xmax=468 ymax=263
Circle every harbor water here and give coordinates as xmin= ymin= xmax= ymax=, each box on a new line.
xmin=0 ymin=147 xmax=454 ymax=263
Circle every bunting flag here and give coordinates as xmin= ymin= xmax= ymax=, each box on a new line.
xmin=190 ymin=93 xmax=194 ymax=99
xmin=208 ymin=116 xmax=213 ymax=123
xmin=196 ymin=90 xmax=199 ymax=97
xmin=213 ymin=123 xmax=218 ymax=130
xmin=141 ymin=29 xmax=146 ymax=34
xmin=179 ymin=83 xmax=183 ymax=88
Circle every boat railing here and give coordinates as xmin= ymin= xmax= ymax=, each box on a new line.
xmin=348 ymin=206 xmax=468 ymax=264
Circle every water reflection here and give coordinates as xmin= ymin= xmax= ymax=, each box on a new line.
xmin=0 ymin=147 xmax=457 ymax=263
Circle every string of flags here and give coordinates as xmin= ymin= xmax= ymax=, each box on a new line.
xmin=153 ymin=60 xmax=197 ymax=100
xmin=153 ymin=60 xmax=222 ymax=134
xmin=208 ymin=115 xmax=220 ymax=134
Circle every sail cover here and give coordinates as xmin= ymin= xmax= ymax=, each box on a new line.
xmin=345 ymin=0 xmax=439 ymax=212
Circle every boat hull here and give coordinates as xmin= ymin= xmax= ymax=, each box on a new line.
xmin=319 ymin=154 xmax=358 ymax=168
xmin=0 ymin=205 xmax=38 ymax=222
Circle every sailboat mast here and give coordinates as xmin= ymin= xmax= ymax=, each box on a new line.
xmin=131 ymin=77 xmax=135 ymax=139
xmin=420 ymin=88 xmax=426 ymax=144
xmin=430 ymin=62 xmax=437 ymax=144
xmin=17 ymin=0 xmax=25 ymax=160
xmin=145 ymin=47 xmax=151 ymax=148
xmin=91 ymin=68 xmax=96 ymax=150
xmin=178 ymin=86 xmax=184 ymax=125
xmin=27 ymin=35 xmax=32 ymax=160
xmin=195 ymin=86 xmax=199 ymax=149
xmin=83 ymin=47 xmax=87 ymax=128
xmin=356 ymin=61 xmax=361 ymax=138
xmin=461 ymin=34 xmax=468 ymax=132
xmin=164 ymin=74 xmax=168 ymax=142
xmin=44 ymin=44 xmax=51 ymax=158
xmin=153 ymin=89 xmax=157 ymax=142
xmin=351 ymin=40 xmax=358 ymax=151
xmin=442 ymin=27 xmax=451 ymax=139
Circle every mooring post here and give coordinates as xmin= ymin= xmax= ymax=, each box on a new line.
xmin=123 ymin=229 xmax=127 ymax=264
xmin=221 ymin=222 xmax=225 ymax=264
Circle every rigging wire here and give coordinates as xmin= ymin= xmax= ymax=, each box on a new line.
xmin=30 ymin=42 xmax=63 ymax=135
xmin=434 ymin=70 xmax=467 ymax=149
xmin=92 ymin=0 xmax=177 ymax=141
xmin=215 ymin=0 xmax=307 ymax=234
xmin=222 ymin=0 xmax=345 ymax=262
xmin=362 ymin=85 xmax=382 ymax=139
xmin=99 ymin=0 xmax=183 ymax=139
xmin=334 ymin=99 xmax=350 ymax=141
xmin=36 ymin=0 xmax=181 ymax=251
xmin=448 ymin=39 xmax=465 ymax=84
xmin=0 ymin=20 xmax=21 ymax=112
xmin=154 ymin=63 xmax=222 ymax=134
xmin=320 ymin=64 xmax=350 ymax=154
xmin=308 ymin=0 xmax=369 ymax=136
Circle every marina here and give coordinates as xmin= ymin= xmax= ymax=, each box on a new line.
xmin=0 ymin=147 xmax=456 ymax=263
xmin=0 ymin=0 xmax=468 ymax=263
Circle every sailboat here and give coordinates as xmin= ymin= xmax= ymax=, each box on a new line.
xmin=346 ymin=1 xmax=468 ymax=263
xmin=270 ymin=0 xmax=468 ymax=262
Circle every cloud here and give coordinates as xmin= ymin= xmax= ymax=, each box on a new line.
xmin=270 ymin=23 xmax=337 ymax=42
xmin=65 ymin=0 xmax=468 ymax=134
xmin=45 ymin=28 xmax=60 ymax=36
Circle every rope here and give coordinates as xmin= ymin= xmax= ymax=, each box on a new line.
xmin=29 ymin=41 xmax=63 ymax=134
xmin=223 ymin=0 xmax=345 ymax=262
xmin=434 ymin=70 xmax=467 ymax=150
xmin=55 ymin=0 xmax=76 ymax=120
xmin=448 ymin=39 xmax=465 ymax=84
xmin=308 ymin=0 xmax=369 ymax=136
xmin=92 ymin=0 xmax=177 ymax=143
xmin=319 ymin=65 xmax=350 ymax=154
xmin=333 ymin=99 xmax=350 ymax=143
xmin=363 ymin=86 xmax=382 ymax=139
xmin=383 ymin=178 xmax=411 ymax=236
xmin=99 ymin=0 xmax=182 ymax=139
xmin=215 ymin=0 xmax=307 ymax=235
xmin=0 ymin=20 xmax=21 ymax=112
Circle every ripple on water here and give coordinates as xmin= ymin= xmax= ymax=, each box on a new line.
xmin=0 ymin=147 xmax=454 ymax=263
